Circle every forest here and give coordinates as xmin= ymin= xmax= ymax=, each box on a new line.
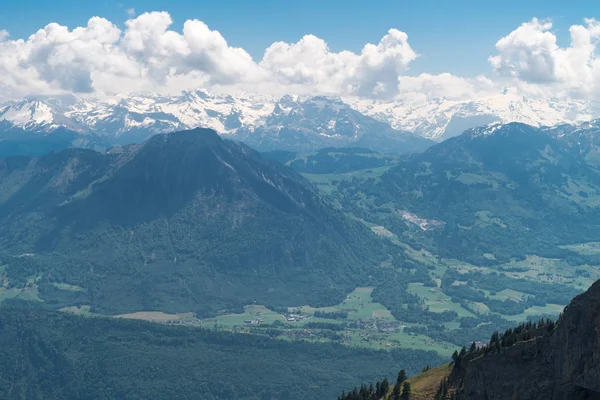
xmin=0 ymin=304 xmax=445 ymax=400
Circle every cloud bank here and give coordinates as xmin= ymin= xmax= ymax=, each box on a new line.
xmin=0 ymin=12 xmax=599 ymax=102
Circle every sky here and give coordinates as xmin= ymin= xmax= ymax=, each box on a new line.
xmin=0 ymin=0 xmax=600 ymax=102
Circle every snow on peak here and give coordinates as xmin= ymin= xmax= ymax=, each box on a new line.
xmin=0 ymin=99 xmax=59 ymax=131
xmin=0 ymin=89 xmax=598 ymax=144
xmin=347 ymin=92 xmax=594 ymax=141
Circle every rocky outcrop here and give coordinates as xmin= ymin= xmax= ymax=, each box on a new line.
xmin=456 ymin=280 xmax=600 ymax=400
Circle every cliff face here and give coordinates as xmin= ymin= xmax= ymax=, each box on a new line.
xmin=457 ymin=280 xmax=600 ymax=400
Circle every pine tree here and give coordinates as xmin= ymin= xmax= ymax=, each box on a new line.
xmin=397 ymin=369 xmax=407 ymax=386
xmin=380 ymin=378 xmax=390 ymax=397
xmin=401 ymin=382 xmax=411 ymax=400
xmin=392 ymin=383 xmax=401 ymax=400
xmin=469 ymin=341 xmax=477 ymax=352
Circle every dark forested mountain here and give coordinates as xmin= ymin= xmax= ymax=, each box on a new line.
xmin=233 ymin=96 xmax=433 ymax=154
xmin=262 ymin=147 xmax=400 ymax=174
xmin=331 ymin=122 xmax=600 ymax=265
xmin=0 ymin=124 xmax=110 ymax=159
xmin=0 ymin=128 xmax=387 ymax=315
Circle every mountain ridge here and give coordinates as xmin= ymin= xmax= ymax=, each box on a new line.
xmin=2 ymin=90 xmax=596 ymax=153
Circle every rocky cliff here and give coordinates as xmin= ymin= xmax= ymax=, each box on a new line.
xmin=456 ymin=280 xmax=600 ymax=400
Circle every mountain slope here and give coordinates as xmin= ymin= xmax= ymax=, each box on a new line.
xmin=328 ymin=122 xmax=600 ymax=265
xmin=262 ymin=147 xmax=400 ymax=174
xmin=0 ymin=128 xmax=387 ymax=315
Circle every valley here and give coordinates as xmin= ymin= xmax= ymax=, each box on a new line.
xmin=104 ymin=286 xmax=458 ymax=358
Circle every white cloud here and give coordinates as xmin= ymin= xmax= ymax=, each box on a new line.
xmin=0 ymin=12 xmax=265 ymax=98
xmin=0 ymin=12 xmax=452 ymax=101
xmin=0 ymin=30 xmax=8 ymax=41
xmin=0 ymin=12 xmax=495 ymax=102
xmin=489 ymin=18 xmax=600 ymax=97
xmin=10 ymin=11 xmax=600 ymax=104
xmin=126 ymin=8 xmax=136 ymax=17
xmin=260 ymin=29 xmax=418 ymax=99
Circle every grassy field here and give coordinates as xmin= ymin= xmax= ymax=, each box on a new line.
xmin=561 ymin=241 xmax=600 ymax=255
xmin=293 ymin=287 xmax=395 ymax=321
xmin=408 ymin=283 xmax=474 ymax=318
xmin=343 ymin=330 xmax=457 ymax=357
xmin=58 ymin=305 xmax=93 ymax=315
xmin=483 ymin=288 xmax=528 ymax=302
xmin=0 ymin=270 xmax=43 ymax=303
xmin=116 ymin=311 xmax=195 ymax=322
xmin=51 ymin=282 xmax=85 ymax=292
xmin=496 ymin=255 xmax=600 ymax=291
xmin=214 ymin=305 xmax=285 ymax=327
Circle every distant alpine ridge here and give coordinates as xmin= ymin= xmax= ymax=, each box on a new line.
xmin=0 ymin=89 xmax=597 ymax=153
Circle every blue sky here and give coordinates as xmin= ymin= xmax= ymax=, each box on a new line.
xmin=1 ymin=0 xmax=597 ymax=78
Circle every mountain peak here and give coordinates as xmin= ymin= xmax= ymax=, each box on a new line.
xmin=466 ymin=121 xmax=539 ymax=138
xmin=146 ymin=127 xmax=222 ymax=148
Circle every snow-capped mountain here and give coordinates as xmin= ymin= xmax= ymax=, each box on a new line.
xmin=0 ymin=90 xmax=275 ymax=141
xmin=1 ymin=89 xmax=599 ymax=154
xmin=233 ymin=95 xmax=432 ymax=153
xmin=348 ymin=93 xmax=596 ymax=142
xmin=0 ymin=98 xmax=78 ymax=132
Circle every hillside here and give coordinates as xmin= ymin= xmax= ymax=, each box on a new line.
xmin=302 ymin=122 xmax=600 ymax=351
xmin=262 ymin=147 xmax=400 ymax=174
xmin=0 ymin=128 xmax=388 ymax=316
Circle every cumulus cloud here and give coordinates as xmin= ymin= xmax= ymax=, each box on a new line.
xmin=0 ymin=12 xmax=450 ymax=101
xmin=2 ymin=11 xmax=562 ymax=103
xmin=0 ymin=12 xmax=268 ymax=98
xmin=126 ymin=8 xmax=136 ymax=17
xmin=261 ymin=29 xmax=418 ymax=99
xmin=489 ymin=18 xmax=600 ymax=97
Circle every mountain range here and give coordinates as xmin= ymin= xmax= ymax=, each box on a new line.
xmin=1 ymin=90 xmax=598 ymax=157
